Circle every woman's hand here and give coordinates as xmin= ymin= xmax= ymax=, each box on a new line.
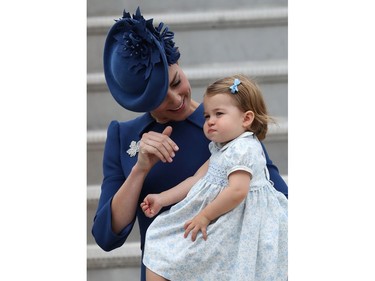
xmin=136 ymin=126 xmax=179 ymax=172
xmin=184 ymin=212 xmax=211 ymax=241
xmin=140 ymin=194 xmax=164 ymax=218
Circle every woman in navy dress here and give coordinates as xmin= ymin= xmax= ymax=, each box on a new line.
xmin=91 ymin=7 xmax=288 ymax=281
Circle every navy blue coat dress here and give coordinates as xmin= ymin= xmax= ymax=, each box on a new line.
xmin=91 ymin=103 xmax=288 ymax=280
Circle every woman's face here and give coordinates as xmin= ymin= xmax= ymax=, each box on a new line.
xmin=150 ymin=64 xmax=194 ymax=123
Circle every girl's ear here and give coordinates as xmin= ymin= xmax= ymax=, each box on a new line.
xmin=243 ymin=110 xmax=254 ymax=128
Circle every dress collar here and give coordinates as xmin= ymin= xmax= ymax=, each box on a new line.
xmin=213 ymin=131 xmax=254 ymax=152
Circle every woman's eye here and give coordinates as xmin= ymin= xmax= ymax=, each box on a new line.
xmin=172 ymin=80 xmax=181 ymax=87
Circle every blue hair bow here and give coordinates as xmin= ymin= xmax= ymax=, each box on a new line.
xmin=229 ymin=78 xmax=241 ymax=94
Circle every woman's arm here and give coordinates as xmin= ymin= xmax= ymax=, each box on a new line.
xmin=92 ymin=123 xmax=180 ymax=250
xmin=111 ymin=126 xmax=180 ymax=233
xmin=110 ymin=164 xmax=149 ymax=233
xmin=184 ymin=170 xmax=251 ymax=241
xmin=141 ymin=160 xmax=209 ymax=217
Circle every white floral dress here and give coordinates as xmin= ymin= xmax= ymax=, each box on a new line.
xmin=143 ymin=132 xmax=288 ymax=281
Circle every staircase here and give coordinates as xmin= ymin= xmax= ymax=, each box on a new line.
xmin=87 ymin=1 xmax=288 ymax=280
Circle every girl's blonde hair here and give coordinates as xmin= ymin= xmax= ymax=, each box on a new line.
xmin=204 ymin=74 xmax=273 ymax=140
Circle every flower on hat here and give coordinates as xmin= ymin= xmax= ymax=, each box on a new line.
xmin=113 ymin=7 xmax=180 ymax=80
xmin=153 ymin=23 xmax=180 ymax=65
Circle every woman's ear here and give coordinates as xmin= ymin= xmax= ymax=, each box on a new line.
xmin=243 ymin=111 xmax=254 ymax=128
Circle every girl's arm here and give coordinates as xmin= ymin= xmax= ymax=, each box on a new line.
xmin=184 ymin=170 xmax=251 ymax=241
xmin=141 ymin=160 xmax=210 ymax=217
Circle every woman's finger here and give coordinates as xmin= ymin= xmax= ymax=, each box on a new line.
xmin=140 ymin=129 xmax=179 ymax=163
xmin=141 ymin=139 xmax=174 ymax=162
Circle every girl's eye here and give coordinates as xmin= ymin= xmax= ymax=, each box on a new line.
xmin=203 ymin=114 xmax=209 ymax=120
xmin=216 ymin=112 xmax=223 ymax=117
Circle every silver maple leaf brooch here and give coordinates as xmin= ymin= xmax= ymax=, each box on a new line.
xmin=126 ymin=140 xmax=140 ymax=157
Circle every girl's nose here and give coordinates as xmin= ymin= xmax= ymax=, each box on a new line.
xmin=207 ymin=117 xmax=215 ymax=125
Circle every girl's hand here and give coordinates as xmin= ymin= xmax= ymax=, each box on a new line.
xmin=183 ymin=212 xmax=211 ymax=241
xmin=136 ymin=126 xmax=179 ymax=172
xmin=140 ymin=194 xmax=163 ymax=218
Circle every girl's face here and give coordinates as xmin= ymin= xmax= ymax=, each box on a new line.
xmin=150 ymin=64 xmax=195 ymax=123
xmin=203 ymin=93 xmax=250 ymax=144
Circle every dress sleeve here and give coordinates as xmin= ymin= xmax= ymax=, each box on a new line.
xmin=91 ymin=121 xmax=136 ymax=251
xmin=260 ymin=141 xmax=288 ymax=198
xmin=224 ymin=139 xmax=255 ymax=178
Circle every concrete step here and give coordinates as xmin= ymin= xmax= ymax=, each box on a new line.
xmin=87 ymin=243 xmax=141 ymax=269
xmin=86 ymin=118 xmax=288 ymax=186
xmin=87 ymin=7 xmax=287 ymax=73
xmin=87 ymin=243 xmax=141 ymax=281
xmin=87 ymin=59 xmax=288 ymax=130
xmin=88 ymin=0 xmax=287 ymax=17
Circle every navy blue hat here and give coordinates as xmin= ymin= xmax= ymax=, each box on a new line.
xmin=103 ymin=7 xmax=180 ymax=112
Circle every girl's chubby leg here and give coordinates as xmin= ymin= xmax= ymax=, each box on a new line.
xmin=146 ymin=268 xmax=169 ymax=281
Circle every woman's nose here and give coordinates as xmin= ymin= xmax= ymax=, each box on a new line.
xmin=165 ymin=90 xmax=181 ymax=105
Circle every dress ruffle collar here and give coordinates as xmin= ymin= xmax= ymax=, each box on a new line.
xmin=211 ymin=131 xmax=254 ymax=152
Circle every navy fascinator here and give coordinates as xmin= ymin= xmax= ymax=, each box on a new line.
xmin=103 ymin=7 xmax=180 ymax=112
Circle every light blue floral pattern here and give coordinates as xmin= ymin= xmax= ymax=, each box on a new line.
xmin=143 ymin=132 xmax=288 ymax=281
